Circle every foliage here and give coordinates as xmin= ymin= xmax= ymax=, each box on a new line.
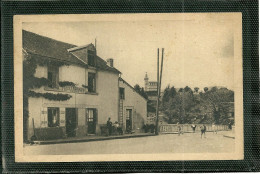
xmin=147 ymin=100 xmax=156 ymax=112
xmin=204 ymin=87 xmax=209 ymax=93
xmin=82 ymin=84 xmax=88 ymax=88
xmin=28 ymin=90 xmax=72 ymax=101
xmin=134 ymin=84 xmax=148 ymax=99
xmin=161 ymin=85 xmax=234 ymax=124
xmin=194 ymin=87 xmax=199 ymax=93
xmin=23 ymin=51 xmax=72 ymax=101
xmin=59 ymin=81 xmax=76 ymax=87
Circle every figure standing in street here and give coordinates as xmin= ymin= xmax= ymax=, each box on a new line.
xmin=107 ymin=117 xmax=112 ymax=136
xmin=177 ymin=123 xmax=182 ymax=136
xmin=212 ymin=123 xmax=217 ymax=134
xmin=200 ymin=124 xmax=207 ymax=138
xmin=191 ymin=124 xmax=196 ymax=133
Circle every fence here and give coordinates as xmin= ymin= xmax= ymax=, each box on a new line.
xmin=159 ymin=124 xmax=229 ymax=133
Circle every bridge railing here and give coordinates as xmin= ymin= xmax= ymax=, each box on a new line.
xmin=159 ymin=124 xmax=229 ymax=133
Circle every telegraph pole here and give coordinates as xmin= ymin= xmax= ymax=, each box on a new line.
xmin=155 ymin=48 xmax=164 ymax=135
xmin=155 ymin=48 xmax=160 ymax=135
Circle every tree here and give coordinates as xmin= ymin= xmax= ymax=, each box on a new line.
xmin=162 ymin=85 xmax=170 ymax=105
xmin=134 ymin=84 xmax=141 ymax=92
xmin=134 ymin=84 xmax=148 ymax=99
xmin=200 ymin=87 xmax=234 ymax=124
xmin=169 ymin=86 xmax=177 ymax=97
xmin=194 ymin=87 xmax=199 ymax=93
xmin=160 ymin=85 xmax=234 ymax=125
xmin=178 ymin=88 xmax=183 ymax=93
xmin=184 ymin=86 xmax=193 ymax=93
xmin=204 ymin=87 xmax=209 ymax=93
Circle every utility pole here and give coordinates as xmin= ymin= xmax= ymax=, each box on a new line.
xmin=95 ymin=38 xmax=97 ymax=55
xmin=155 ymin=48 xmax=160 ymax=135
xmin=155 ymin=48 xmax=164 ymax=135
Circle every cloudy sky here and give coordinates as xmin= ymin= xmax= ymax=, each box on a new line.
xmin=23 ymin=14 xmax=235 ymax=91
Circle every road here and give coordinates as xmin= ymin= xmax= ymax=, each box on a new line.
xmin=24 ymin=131 xmax=234 ymax=155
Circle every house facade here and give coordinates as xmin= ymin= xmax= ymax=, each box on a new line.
xmin=119 ymin=78 xmax=147 ymax=133
xmin=23 ymin=30 xmax=147 ymax=141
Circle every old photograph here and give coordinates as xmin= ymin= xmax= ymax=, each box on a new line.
xmin=14 ymin=13 xmax=243 ymax=162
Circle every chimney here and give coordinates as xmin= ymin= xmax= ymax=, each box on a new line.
xmin=107 ymin=58 xmax=114 ymax=67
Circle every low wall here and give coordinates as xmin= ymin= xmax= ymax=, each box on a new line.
xmin=159 ymin=124 xmax=229 ymax=133
xmin=34 ymin=127 xmax=66 ymax=140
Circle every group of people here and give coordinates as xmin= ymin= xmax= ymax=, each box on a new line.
xmin=106 ymin=117 xmax=123 ymax=136
xmin=176 ymin=123 xmax=208 ymax=138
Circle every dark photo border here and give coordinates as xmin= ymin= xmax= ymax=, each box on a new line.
xmin=1 ymin=0 xmax=259 ymax=172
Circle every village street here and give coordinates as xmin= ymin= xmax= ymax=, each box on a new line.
xmin=24 ymin=131 xmax=234 ymax=155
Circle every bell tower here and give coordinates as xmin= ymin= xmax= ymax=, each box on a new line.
xmin=144 ymin=72 xmax=149 ymax=91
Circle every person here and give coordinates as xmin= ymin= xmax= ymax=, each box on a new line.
xmin=191 ymin=124 xmax=196 ymax=133
xmin=177 ymin=123 xmax=182 ymax=136
xmin=114 ymin=121 xmax=120 ymax=135
xmin=212 ymin=123 xmax=217 ymax=134
xmin=200 ymin=124 xmax=206 ymax=138
xmin=107 ymin=117 xmax=112 ymax=136
xmin=228 ymin=122 xmax=232 ymax=130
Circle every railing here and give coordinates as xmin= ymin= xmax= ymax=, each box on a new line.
xmin=44 ymin=86 xmax=88 ymax=94
xmin=159 ymin=124 xmax=229 ymax=133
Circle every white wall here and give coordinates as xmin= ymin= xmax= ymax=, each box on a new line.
xmin=119 ymin=80 xmax=147 ymax=132
xmin=27 ymin=64 xmax=119 ymax=138
xmin=60 ymin=65 xmax=86 ymax=86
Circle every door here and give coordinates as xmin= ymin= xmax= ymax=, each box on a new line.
xmin=86 ymin=109 xmax=97 ymax=134
xmin=126 ymin=109 xmax=132 ymax=133
xmin=66 ymin=108 xmax=77 ymax=137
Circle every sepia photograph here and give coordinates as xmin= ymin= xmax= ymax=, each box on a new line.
xmin=14 ymin=13 xmax=243 ymax=162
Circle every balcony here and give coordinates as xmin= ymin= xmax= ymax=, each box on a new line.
xmin=44 ymin=86 xmax=98 ymax=95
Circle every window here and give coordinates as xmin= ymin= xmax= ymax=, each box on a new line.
xmin=88 ymin=72 xmax=96 ymax=92
xmin=88 ymin=50 xmax=95 ymax=67
xmin=48 ymin=107 xmax=60 ymax=127
xmin=119 ymin=87 xmax=125 ymax=99
xmin=86 ymin=109 xmax=97 ymax=123
xmin=48 ymin=66 xmax=59 ymax=88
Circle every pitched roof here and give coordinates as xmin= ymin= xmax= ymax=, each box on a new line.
xmin=23 ymin=30 xmax=120 ymax=74
xmin=119 ymin=77 xmax=148 ymax=101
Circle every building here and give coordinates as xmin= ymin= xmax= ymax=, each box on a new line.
xmin=23 ymin=30 xmax=147 ymax=141
xmin=119 ymin=78 xmax=147 ymax=133
xmin=144 ymin=73 xmax=157 ymax=125
xmin=144 ymin=72 xmax=158 ymax=92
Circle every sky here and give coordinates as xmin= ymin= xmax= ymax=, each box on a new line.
xmin=23 ymin=15 xmax=235 ymax=91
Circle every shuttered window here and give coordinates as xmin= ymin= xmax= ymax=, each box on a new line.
xmin=48 ymin=107 xmax=60 ymax=127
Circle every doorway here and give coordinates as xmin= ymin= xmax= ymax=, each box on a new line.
xmin=66 ymin=108 xmax=77 ymax=137
xmin=126 ymin=109 xmax=132 ymax=133
xmin=86 ymin=108 xmax=97 ymax=134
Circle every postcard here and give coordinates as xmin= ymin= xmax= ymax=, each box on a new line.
xmin=14 ymin=13 xmax=243 ymax=162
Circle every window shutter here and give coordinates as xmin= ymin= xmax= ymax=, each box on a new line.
xmin=85 ymin=109 xmax=89 ymax=125
xmin=94 ymin=109 xmax=98 ymax=124
xmin=60 ymin=108 xmax=66 ymax=127
xmin=41 ymin=108 xmax=48 ymax=128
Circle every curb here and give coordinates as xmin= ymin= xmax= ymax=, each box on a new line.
xmin=33 ymin=134 xmax=156 ymax=145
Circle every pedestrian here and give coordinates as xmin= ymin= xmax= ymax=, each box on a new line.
xmin=212 ymin=123 xmax=217 ymax=134
xmin=200 ymin=124 xmax=206 ymax=138
xmin=228 ymin=122 xmax=232 ymax=130
xmin=191 ymin=124 xmax=196 ymax=133
xmin=177 ymin=123 xmax=182 ymax=136
xmin=114 ymin=121 xmax=120 ymax=135
xmin=107 ymin=117 xmax=112 ymax=136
